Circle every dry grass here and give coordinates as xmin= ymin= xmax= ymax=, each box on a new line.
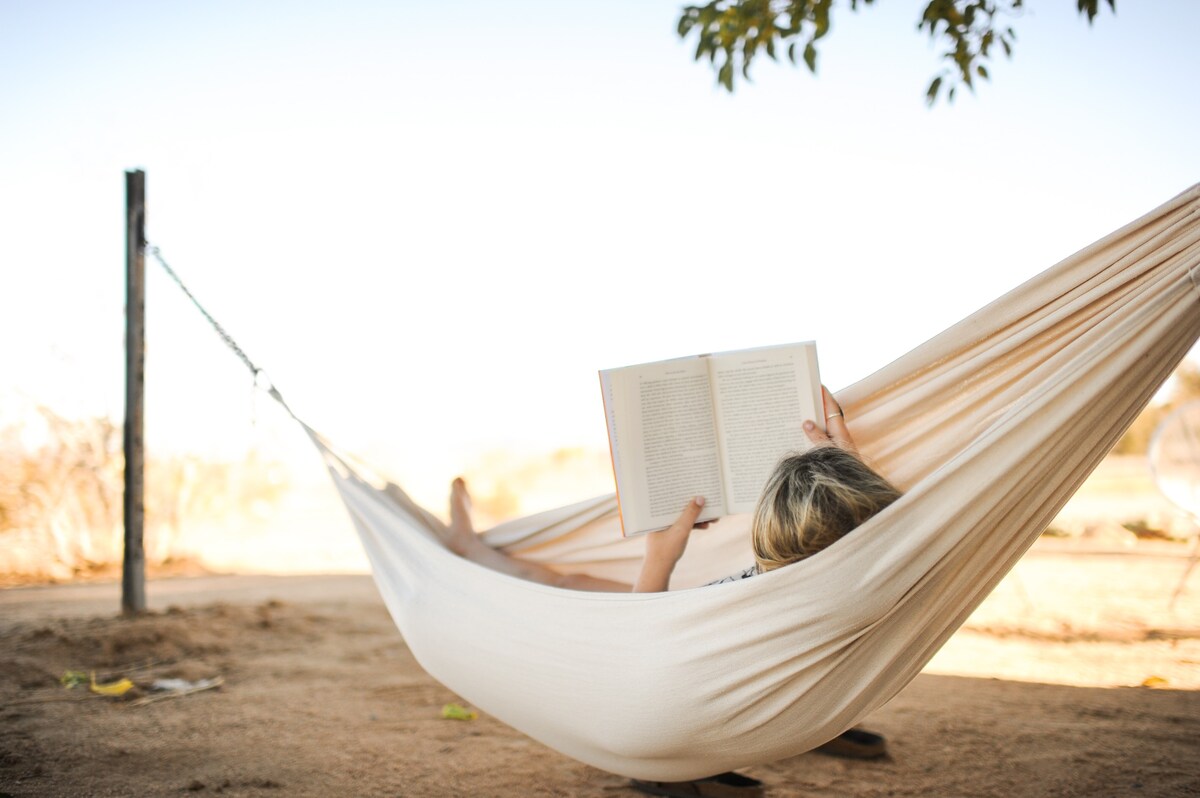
xmin=0 ymin=408 xmax=288 ymax=585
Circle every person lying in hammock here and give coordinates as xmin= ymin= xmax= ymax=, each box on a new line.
xmin=437 ymin=387 xmax=901 ymax=775
xmin=440 ymin=387 xmax=902 ymax=595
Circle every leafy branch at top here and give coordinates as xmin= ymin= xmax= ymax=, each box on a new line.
xmin=677 ymin=0 xmax=1116 ymax=104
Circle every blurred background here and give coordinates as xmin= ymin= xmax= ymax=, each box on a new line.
xmin=2 ymin=0 xmax=1198 ymax=582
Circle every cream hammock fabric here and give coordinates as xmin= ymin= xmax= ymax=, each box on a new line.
xmin=318 ymin=184 xmax=1200 ymax=781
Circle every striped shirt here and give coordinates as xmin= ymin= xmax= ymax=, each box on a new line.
xmin=706 ymin=565 xmax=758 ymax=585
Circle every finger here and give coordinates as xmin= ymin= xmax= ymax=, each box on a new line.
xmin=652 ymin=497 xmax=705 ymax=547
xmin=664 ymin=495 xmax=703 ymax=532
xmin=827 ymin=414 xmax=858 ymax=453
xmin=820 ymin=385 xmax=845 ymax=431
xmin=803 ymin=419 xmax=833 ymax=446
xmin=820 ymin=386 xmax=859 ymax=455
xmin=821 ymin=385 xmax=839 ymax=418
xmin=449 ymin=477 xmax=474 ymax=531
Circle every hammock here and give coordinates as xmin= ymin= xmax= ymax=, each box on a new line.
xmin=317 ymin=184 xmax=1200 ymax=781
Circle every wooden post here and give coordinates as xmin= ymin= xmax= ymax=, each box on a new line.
xmin=123 ymin=169 xmax=146 ymax=615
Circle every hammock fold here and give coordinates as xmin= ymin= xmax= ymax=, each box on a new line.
xmin=320 ymin=184 xmax=1200 ymax=780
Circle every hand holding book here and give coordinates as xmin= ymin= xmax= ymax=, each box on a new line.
xmin=628 ymin=387 xmax=855 ymax=592
xmin=600 ymin=342 xmax=824 ymax=536
xmin=809 ymin=385 xmax=855 ymax=455
xmin=631 ymin=496 xmax=712 ymax=592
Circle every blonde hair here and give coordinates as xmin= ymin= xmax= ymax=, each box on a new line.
xmin=751 ymin=447 xmax=902 ymax=573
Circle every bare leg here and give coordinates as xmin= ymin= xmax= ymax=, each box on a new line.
xmin=443 ymin=478 xmax=632 ymax=593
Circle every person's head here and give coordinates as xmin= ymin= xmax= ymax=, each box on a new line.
xmin=751 ymin=446 xmax=901 ymax=573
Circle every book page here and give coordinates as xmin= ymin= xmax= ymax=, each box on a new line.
xmin=603 ymin=357 xmax=725 ymax=534
xmin=708 ymin=343 xmax=822 ymax=513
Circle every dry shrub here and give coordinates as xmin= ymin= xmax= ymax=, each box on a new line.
xmin=0 ymin=408 xmax=288 ymax=584
xmin=460 ymin=446 xmax=613 ymax=525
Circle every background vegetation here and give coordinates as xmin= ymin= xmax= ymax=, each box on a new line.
xmin=0 ymin=408 xmax=288 ymax=585
xmin=1 ymin=358 xmax=1194 ymax=585
xmin=678 ymin=0 xmax=1116 ymax=101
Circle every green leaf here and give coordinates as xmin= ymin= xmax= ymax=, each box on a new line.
xmin=814 ymin=3 xmax=830 ymax=40
xmin=920 ymin=1 xmax=938 ymax=28
xmin=925 ymin=75 xmax=943 ymax=106
xmin=441 ymin=703 xmax=477 ymax=721
xmin=803 ymin=41 xmax=817 ymax=72
xmin=61 ymin=670 xmax=88 ymax=689
xmin=977 ymin=64 xmax=988 ymax=80
xmin=718 ymin=60 xmax=734 ymax=91
xmin=787 ymin=41 xmax=797 ymax=64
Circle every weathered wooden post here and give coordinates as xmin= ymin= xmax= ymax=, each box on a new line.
xmin=123 ymin=169 xmax=146 ymax=615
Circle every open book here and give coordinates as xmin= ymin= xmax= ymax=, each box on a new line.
xmin=600 ymin=342 xmax=823 ymax=536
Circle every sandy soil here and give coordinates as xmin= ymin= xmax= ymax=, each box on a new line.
xmin=2 ymin=538 xmax=1198 ymax=798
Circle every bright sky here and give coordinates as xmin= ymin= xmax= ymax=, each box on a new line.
xmin=3 ymin=1 xmax=1199 ymax=506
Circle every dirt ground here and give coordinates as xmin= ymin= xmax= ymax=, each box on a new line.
xmin=1 ymin=537 xmax=1198 ymax=798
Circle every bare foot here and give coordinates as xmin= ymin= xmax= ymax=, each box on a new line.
xmin=444 ymin=477 xmax=480 ymax=557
